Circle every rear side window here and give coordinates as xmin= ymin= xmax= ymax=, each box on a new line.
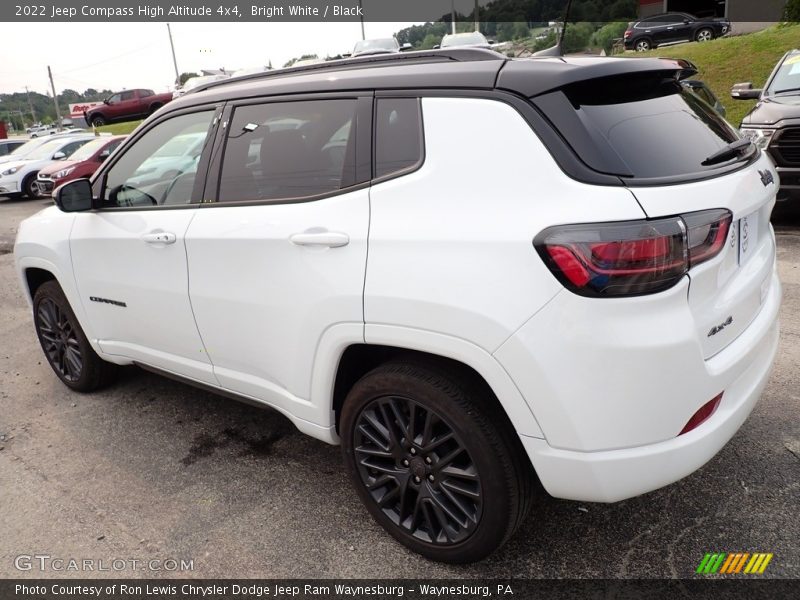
xmin=218 ymin=99 xmax=358 ymax=203
xmin=534 ymin=74 xmax=742 ymax=181
xmin=374 ymin=98 xmax=423 ymax=179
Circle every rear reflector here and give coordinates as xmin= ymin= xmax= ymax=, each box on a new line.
xmin=679 ymin=393 xmax=723 ymax=436
xmin=535 ymin=209 xmax=732 ymax=298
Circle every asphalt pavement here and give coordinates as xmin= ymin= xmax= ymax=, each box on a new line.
xmin=0 ymin=195 xmax=798 ymax=579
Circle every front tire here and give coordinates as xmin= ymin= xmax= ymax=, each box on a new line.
xmin=696 ymin=28 xmax=714 ymax=42
xmin=340 ymin=361 xmax=534 ymax=563
xmin=91 ymin=114 xmax=106 ymax=127
xmin=33 ymin=281 xmax=117 ymax=392
xmin=22 ymin=173 xmax=40 ymax=199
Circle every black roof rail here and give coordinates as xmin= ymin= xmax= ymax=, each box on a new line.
xmin=191 ymin=48 xmax=506 ymax=94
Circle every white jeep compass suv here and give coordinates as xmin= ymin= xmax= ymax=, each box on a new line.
xmin=14 ymin=49 xmax=781 ymax=563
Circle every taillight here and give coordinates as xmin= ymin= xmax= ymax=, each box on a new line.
xmin=684 ymin=209 xmax=732 ymax=267
xmin=624 ymin=30 xmax=632 ymax=39
xmin=535 ymin=209 xmax=732 ymax=298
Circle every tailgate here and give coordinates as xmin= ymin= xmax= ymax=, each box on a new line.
xmin=628 ymin=154 xmax=778 ymax=358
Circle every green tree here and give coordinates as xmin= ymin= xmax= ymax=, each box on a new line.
xmin=179 ymin=72 xmax=199 ymax=85
xmin=419 ymin=33 xmax=441 ymax=49
xmin=562 ymin=22 xmax=596 ymax=53
xmin=590 ymin=21 xmax=628 ymax=53
xmin=784 ymin=0 xmax=800 ymax=20
xmin=512 ymin=21 xmax=531 ymax=40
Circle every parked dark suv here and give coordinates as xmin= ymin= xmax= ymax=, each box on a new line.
xmin=624 ymin=12 xmax=731 ymax=52
xmin=733 ymin=49 xmax=800 ymax=204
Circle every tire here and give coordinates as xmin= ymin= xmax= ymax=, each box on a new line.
xmin=91 ymin=114 xmax=106 ymax=127
xmin=634 ymin=38 xmax=652 ymax=52
xmin=149 ymin=103 xmax=162 ymax=115
xmin=340 ymin=360 xmax=534 ymax=563
xmin=33 ymin=281 xmax=117 ymax=392
xmin=22 ymin=173 xmax=40 ymax=199
xmin=696 ymin=28 xmax=714 ymax=42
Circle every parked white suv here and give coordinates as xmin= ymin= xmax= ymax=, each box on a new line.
xmin=14 ymin=49 xmax=781 ymax=563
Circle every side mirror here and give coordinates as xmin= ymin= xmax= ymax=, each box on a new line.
xmin=52 ymin=151 xmax=66 ymax=160
xmin=98 ymin=150 xmax=110 ymax=161
xmin=54 ymin=179 xmax=93 ymax=212
xmin=683 ymin=19 xmax=691 ymax=24
xmin=400 ymin=43 xmax=413 ymax=51
xmin=731 ymin=82 xmax=762 ymax=100
xmin=433 ymin=44 xmax=440 ymax=49
xmin=488 ymin=39 xmax=496 ymax=44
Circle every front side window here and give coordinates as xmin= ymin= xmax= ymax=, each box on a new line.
xmin=218 ymin=99 xmax=358 ymax=203
xmin=374 ymin=98 xmax=423 ymax=179
xmin=120 ymin=91 xmax=136 ymax=101
xmin=101 ymin=110 xmax=215 ymax=208
xmin=107 ymin=94 xmax=121 ymax=103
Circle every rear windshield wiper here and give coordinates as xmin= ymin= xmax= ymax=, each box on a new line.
xmin=701 ymin=139 xmax=753 ymax=167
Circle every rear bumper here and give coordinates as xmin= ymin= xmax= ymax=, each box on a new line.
xmin=517 ymin=268 xmax=780 ymax=502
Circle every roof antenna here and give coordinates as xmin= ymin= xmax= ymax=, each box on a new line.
xmin=534 ymin=0 xmax=573 ymax=57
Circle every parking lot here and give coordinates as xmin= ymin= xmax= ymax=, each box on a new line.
xmin=0 ymin=195 xmax=798 ymax=579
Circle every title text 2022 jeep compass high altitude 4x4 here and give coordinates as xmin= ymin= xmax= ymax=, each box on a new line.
xmin=15 ymin=49 xmax=781 ymax=563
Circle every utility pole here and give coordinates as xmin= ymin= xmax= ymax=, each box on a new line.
xmin=47 ymin=66 xmax=62 ymax=127
xmin=25 ymin=86 xmax=36 ymax=123
xmin=451 ymin=0 xmax=456 ymax=34
xmin=474 ymin=0 xmax=479 ymax=32
xmin=358 ymin=0 xmax=365 ymax=40
xmin=166 ymin=23 xmax=180 ymax=86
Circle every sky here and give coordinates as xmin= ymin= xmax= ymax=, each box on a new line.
xmin=0 ymin=22 xmax=421 ymax=95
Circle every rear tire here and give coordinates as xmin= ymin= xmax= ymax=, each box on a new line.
xmin=149 ymin=103 xmax=162 ymax=115
xmin=340 ymin=360 xmax=534 ymax=563
xmin=33 ymin=281 xmax=117 ymax=392
xmin=634 ymin=38 xmax=652 ymax=52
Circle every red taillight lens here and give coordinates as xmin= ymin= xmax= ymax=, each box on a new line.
xmin=624 ymin=30 xmax=632 ymax=39
xmin=684 ymin=209 xmax=732 ymax=267
xmin=679 ymin=393 xmax=723 ymax=436
xmin=535 ymin=209 xmax=732 ymax=298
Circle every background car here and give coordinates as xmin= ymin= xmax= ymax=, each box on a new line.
xmin=35 ymin=135 xmax=126 ymax=196
xmin=0 ymin=132 xmax=87 ymax=166
xmin=624 ymin=13 xmax=731 ymax=52
xmin=0 ymin=139 xmax=25 ymax=158
xmin=352 ymin=38 xmax=403 ymax=56
xmin=438 ymin=31 xmax=493 ymax=49
xmin=683 ymin=80 xmax=727 ymax=117
xmin=29 ymin=125 xmax=59 ymax=138
xmin=124 ymin=131 xmax=205 ymax=190
xmin=173 ymin=75 xmax=229 ymax=99
xmin=733 ymin=49 xmax=800 ymax=204
xmin=84 ymin=89 xmax=173 ymax=127
xmin=0 ymin=135 xmax=93 ymax=198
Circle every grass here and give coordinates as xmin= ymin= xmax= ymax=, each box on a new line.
xmin=95 ymin=120 xmax=142 ymax=135
xmin=640 ymin=24 xmax=800 ymax=126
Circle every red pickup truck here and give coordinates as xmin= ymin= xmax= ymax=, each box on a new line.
xmin=84 ymin=89 xmax=172 ymax=127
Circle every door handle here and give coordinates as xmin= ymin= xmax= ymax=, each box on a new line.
xmin=289 ymin=230 xmax=350 ymax=248
xmin=142 ymin=231 xmax=177 ymax=245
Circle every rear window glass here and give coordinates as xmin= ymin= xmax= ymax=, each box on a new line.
xmin=375 ymin=98 xmax=423 ymax=179
xmin=534 ymin=74 xmax=743 ymax=180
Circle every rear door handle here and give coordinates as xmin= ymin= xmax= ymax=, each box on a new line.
xmin=289 ymin=231 xmax=350 ymax=248
xmin=142 ymin=231 xmax=177 ymax=245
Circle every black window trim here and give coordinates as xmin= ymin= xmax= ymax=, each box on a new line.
xmin=91 ymin=103 xmax=225 ymax=212
xmin=204 ymin=91 xmax=374 ymax=208
xmin=371 ymin=93 xmax=426 ymax=186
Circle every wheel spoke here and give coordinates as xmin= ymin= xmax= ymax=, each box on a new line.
xmin=352 ymin=394 xmax=483 ymax=546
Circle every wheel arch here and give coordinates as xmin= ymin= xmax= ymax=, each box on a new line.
xmin=320 ymin=324 xmax=545 ymax=441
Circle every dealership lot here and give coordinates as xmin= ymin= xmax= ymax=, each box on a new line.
xmin=0 ymin=196 xmax=798 ymax=578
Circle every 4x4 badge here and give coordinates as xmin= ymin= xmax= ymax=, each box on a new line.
xmin=759 ymin=169 xmax=775 ymax=187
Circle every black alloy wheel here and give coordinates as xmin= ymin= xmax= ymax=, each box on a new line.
xmin=36 ymin=296 xmax=83 ymax=382
xmin=352 ymin=394 xmax=483 ymax=545
xmin=33 ymin=281 xmax=117 ymax=391
xmin=341 ymin=361 xmax=534 ymax=563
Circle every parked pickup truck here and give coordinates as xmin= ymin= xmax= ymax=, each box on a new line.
xmin=84 ymin=89 xmax=172 ymax=127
